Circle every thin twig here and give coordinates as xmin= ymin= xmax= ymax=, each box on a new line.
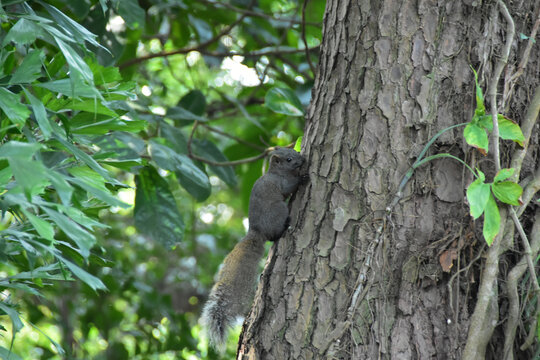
xmin=121 ymin=6 xmax=248 ymax=69
xmin=198 ymin=0 xmax=320 ymax=26
xmin=199 ymin=123 xmax=266 ymax=151
xmin=187 ymin=120 xmax=286 ymax=166
xmin=301 ymin=0 xmax=316 ymax=75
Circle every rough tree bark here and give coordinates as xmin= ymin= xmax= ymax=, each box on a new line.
xmin=239 ymin=0 xmax=540 ymax=359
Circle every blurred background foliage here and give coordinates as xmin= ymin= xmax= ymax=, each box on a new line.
xmin=0 ymin=0 xmax=323 ymax=358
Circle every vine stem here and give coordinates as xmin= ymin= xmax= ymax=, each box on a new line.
xmin=488 ymin=0 xmax=515 ymax=173
xmin=509 ymin=207 xmax=540 ymax=350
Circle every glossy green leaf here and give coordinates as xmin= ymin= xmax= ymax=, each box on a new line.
xmin=9 ymin=157 xmax=50 ymax=197
xmin=149 ymin=140 xmax=211 ymax=201
xmin=463 ymin=123 xmax=488 ymax=154
xmin=2 ymin=18 xmax=42 ymax=46
xmin=192 ymin=139 xmax=237 ymax=187
xmin=294 ymin=137 xmax=303 ymax=152
xmin=471 ymin=67 xmax=485 ymax=116
xmin=21 ymin=208 xmax=55 ymax=241
xmin=68 ymin=99 xmax=119 ymax=117
xmin=166 ymin=106 xmax=207 ymax=123
xmin=265 ymin=87 xmax=305 ymax=116
xmin=0 ymin=141 xmax=41 ymax=158
xmin=54 ymin=134 xmax=120 ymax=186
xmin=36 ymin=79 xmax=100 ymax=98
xmin=493 ymin=168 xmax=515 ymax=183
xmin=483 ymin=193 xmax=500 ymax=246
xmin=112 ymin=0 xmax=146 ymax=30
xmin=0 ymin=87 xmax=31 ymax=126
xmin=0 ymin=347 xmax=23 ymax=360
xmin=41 ymin=206 xmax=96 ymax=258
xmin=54 ymin=37 xmax=94 ymax=84
xmin=497 ymin=115 xmax=525 ymax=146
xmin=0 ymin=301 xmax=23 ymax=333
xmin=8 ymin=263 xmax=69 ymax=281
xmin=45 ymin=170 xmax=74 ymax=206
xmin=178 ymin=90 xmax=206 ymax=115
xmin=58 ymin=257 xmax=107 ymax=291
xmin=134 ymin=166 xmax=184 ymax=247
xmin=67 ymin=166 xmax=129 ymax=208
xmin=476 ymin=114 xmax=493 ymax=130
xmin=160 ymin=122 xmax=188 ymax=153
xmin=466 ymin=176 xmax=490 ymax=219
xmin=41 ymin=2 xmax=107 ymax=52
xmin=492 ymin=181 xmax=523 ymax=206
xmin=10 ymin=50 xmax=44 ymax=84
xmin=23 ymin=88 xmax=53 ymax=139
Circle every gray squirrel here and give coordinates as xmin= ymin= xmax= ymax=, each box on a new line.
xmin=201 ymin=147 xmax=306 ymax=349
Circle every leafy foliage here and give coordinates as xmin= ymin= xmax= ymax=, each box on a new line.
xmin=0 ymin=0 xmax=322 ymax=358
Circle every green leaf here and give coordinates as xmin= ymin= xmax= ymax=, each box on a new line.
xmin=45 ymin=170 xmax=74 ymax=206
xmin=466 ymin=176 xmax=490 ymax=219
xmin=178 ymin=90 xmax=206 ymax=115
xmin=58 ymin=257 xmax=106 ymax=291
xmin=149 ymin=140 xmax=211 ymax=201
xmin=23 ymin=88 xmax=53 ymax=139
xmin=41 ymin=206 xmax=96 ymax=258
xmin=8 ymin=263 xmax=70 ymax=281
xmin=493 ymin=168 xmax=515 ymax=183
xmin=134 ymin=167 xmax=185 ymax=247
xmin=2 ymin=18 xmax=42 ymax=46
xmin=492 ymin=181 xmax=523 ymax=206
xmin=0 ymin=88 xmax=30 ymax=126
xmin=10 ymin=50 xmax=44 ymax=84
xmin=160 ymin=122 xmax=188 ymax=153
xmin=294 ymin=137 xmax=303 ymax=152
xmin=471 ymin=67 xmax=485 ymax=116
xmin=476 ymin=115 xmax=493 ymax=131
xmin=112 ymin=0 xmax=146 ymax=30
xmin=192 ymin=139 xmax=237 ymax=187
xmin=8 ymin=157 xmax=50 ymax=197
xmin=67 ymin=166 xmax=129 ymax=208
xmin=36 ymin=79 xmax=100 ymax=98
xmin=68 ymin=99 xmax=119 ymax=117
xmin=54 ymin=37 xmax=94 ymax=84
xmin=463 ymin=123 xmax=488 ymax=154
xmin=0 ymin=141 xmax=41 ymax=158
xmin=0 ymin=301 xmax=23 ymax=333
xmin=497 ymin=115 xmax=525 ymax=146
xmin=21 ymin=208 xmax=55 ymax=241
xmin=483 ymin=193 xmax=500 ymax=246
xmin=0 ymin=347 xmax=23 ymax=360
xmin=166 ymin=106 xmax=207 ymax=124
xmin=54 ymin=134 xmax=120 ymax=186
xmin=265 ymin=87 xmax=305 ymax=116
xmin=41 ymin=2 xmax=108 ymax=52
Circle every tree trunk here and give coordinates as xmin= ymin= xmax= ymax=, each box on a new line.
xmin=239 ymin=0 xmax=540 ymax=359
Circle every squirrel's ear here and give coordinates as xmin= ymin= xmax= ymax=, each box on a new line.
xmin=270 ymin=153 xmax=280 ymax=164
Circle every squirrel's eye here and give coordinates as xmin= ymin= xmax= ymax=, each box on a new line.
xmin=287 ymin=157 xmax=292 ymax=162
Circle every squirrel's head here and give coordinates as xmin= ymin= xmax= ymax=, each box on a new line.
xmin=268 ymin=147 xmax=305 ymax=172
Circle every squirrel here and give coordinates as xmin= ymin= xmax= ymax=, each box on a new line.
xmin=201 ymin=147 xmax=306 ymax=349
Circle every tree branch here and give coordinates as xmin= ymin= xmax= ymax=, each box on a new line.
xmin=187 ymin=120 xmax=287 ymax=167
xmin=120 ymin=6 xmax=249 ymax=69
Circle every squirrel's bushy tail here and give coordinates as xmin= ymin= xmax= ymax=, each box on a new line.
xmin=201 ymin=233 xmax=266 ymax=349
xmin=201 ymin=284 xmax=236 ymax=350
